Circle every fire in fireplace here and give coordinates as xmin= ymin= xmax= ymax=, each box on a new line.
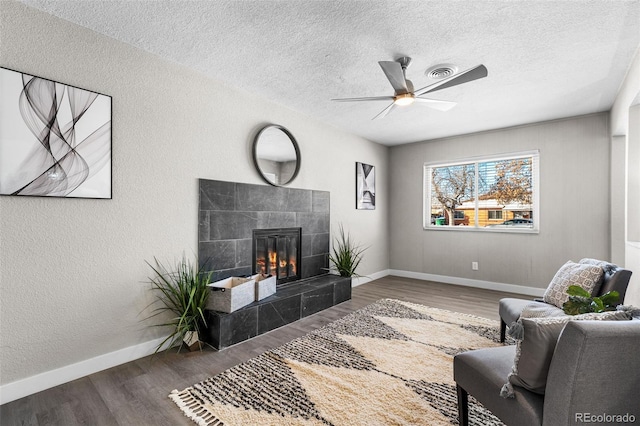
xmin=252 ymin=227 xmax=301 ymax=284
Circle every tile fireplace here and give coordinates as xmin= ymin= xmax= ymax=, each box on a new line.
xmin=198 ymin=179 xmax=329 ymax=282
xmin=198 ymin=179 xmax=351 ymax=350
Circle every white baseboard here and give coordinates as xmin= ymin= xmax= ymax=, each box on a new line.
xmin=352 ymin=269 xmax=390 ymax=287
xmin=388 ymin=269 xmax=545 ymax=297
xmin=0 ymin=335 xmax=170 ymax=405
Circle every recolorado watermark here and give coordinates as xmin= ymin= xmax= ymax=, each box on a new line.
xmin=575 ymin=412 xmax=636 ymax=423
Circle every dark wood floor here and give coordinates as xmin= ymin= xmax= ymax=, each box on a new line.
xmin=0 ymin=276 xmax=525 ymax=426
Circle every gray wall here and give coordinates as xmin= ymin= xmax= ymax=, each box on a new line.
xmin=1 ymin=0 xmax=636 ymax=402
xmin=0 ymin=0 xmax=389 ymax=393
xmin=389 ymin=113 xmax=611 ymax=291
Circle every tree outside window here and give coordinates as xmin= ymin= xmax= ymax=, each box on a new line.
xmin=431 ymin=163 xmax=474 ymax=226
xmin=425 ymin=151 xmax=538 ymax=231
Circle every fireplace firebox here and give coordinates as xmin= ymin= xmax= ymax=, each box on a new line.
xmin=252 ymin=227 xmax=301 ymax=285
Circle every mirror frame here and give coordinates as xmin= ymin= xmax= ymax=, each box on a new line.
xmin=252 ymin=124 xmax=301 ymax=187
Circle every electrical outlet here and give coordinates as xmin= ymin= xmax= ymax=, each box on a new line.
xmin=472 ymin=262 xmax=479 ymax=271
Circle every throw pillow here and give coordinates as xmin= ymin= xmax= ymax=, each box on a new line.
xmin=500 ymin=309 xmax=631 ymax=398
xmin=542 ymin=261 xmax=603 ymax=308
xmin=579 ymin=258 xmax=618 ymax=274
xmin=579 ymin=258 xmax=618 ymax=295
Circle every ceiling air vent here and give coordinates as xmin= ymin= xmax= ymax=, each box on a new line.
xmin=425 ymin=64 xmax=458 ymax=79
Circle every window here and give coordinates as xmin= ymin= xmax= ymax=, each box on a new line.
xmin=488 ymin=210 xmax=503 ymax=220
xmin=424 ymin=151 xmax=539 ymax=232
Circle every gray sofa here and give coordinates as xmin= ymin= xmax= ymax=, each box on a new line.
xmin=499 ymin=264 xmax=632 ymax=342
xmin=454 ymin=319 xmax=640 ymax=426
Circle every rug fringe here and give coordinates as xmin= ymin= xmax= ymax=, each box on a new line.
xmin=169 ymin=389 xmax=225 ymax=426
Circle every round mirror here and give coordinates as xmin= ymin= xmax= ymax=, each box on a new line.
xmin=253 ymin=125 xmax=301 ymax=186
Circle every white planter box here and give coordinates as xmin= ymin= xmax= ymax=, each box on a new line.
xmin=207 ymin=277 xmax=255 ymax=313
xmin=251 ymin=274 xmax=276 ymax=301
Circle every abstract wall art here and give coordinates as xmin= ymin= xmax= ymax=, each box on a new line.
xmin=356 ymin=161 xmax=375 ymax=210
xmin=0 ymin=67 xmax=112 ymax=199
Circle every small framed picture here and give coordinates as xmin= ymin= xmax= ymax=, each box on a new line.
xmin=356 ymin=162 xmax=375 ymax=210
xmin=0 ymin=67 xmax=112 ymax=199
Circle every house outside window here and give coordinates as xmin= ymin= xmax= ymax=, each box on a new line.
xmin=424 ymin=150 xmax=539 ymax=232
xmin=488 ymin=210 xmax=503 ymax=220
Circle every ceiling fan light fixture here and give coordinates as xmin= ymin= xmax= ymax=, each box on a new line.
xmin=394 ymin=93 xmax=415 ymax=106
xmin=331 ymin=58 xmax=487 ymax=120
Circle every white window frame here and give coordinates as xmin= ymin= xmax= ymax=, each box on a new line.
xmin=423 ymin=150 xmax=540 ymax=233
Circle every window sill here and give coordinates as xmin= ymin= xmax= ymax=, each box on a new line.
xmin=423 ymin=225 xmax=539 ymax=234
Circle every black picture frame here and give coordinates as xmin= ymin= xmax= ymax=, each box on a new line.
xmin=356 ymin=162 xmax=375 ymax=210
xmin=0 ymin=67 xmax=112 ymax=199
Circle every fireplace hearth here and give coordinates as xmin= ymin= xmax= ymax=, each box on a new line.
xmin=252 ymin=227 xmax=301 ymax=284
xmin=198 ymin=179 xmax=350 ymax=350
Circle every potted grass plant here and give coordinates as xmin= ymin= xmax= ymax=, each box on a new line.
xmin=329 ymin=224 xmax=367 ymax=277
xmin=146 ymin=254 xmax=212 ymax=353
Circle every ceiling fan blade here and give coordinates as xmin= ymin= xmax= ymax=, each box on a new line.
xmin=378 ymin=61 xmax=409 ymax=95
xmin=414 ymin=97 xmax=457 ymax=111
xmin=372 ymin=103 xmax=396 ymax=120
xmin=332 ymin=96 xmax=395 ymax=102
xmin=414 ymin=64 xmax=488 ymax=96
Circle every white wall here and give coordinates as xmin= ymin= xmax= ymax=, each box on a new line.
xmin=0 ymin=0 xmax=389 ymax=400
xmin=389 ymin=114 xmax=611 ymax=293
xmin=610 ymin=46 xmax=640 ymax=308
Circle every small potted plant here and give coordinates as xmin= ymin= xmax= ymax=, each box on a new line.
xmin=146 ymin=254 xmax=212 ymax=353
xmin=329 ymin=224 xmax=367 ymax=278
xmin=562 ymin=285 xmax=620 ymax=315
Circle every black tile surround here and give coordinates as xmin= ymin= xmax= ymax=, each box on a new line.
xmin=198 ymin=179 xmax=350 ymax=350
xmin=205 ymin=274 xmax=352 ymax=349
xmin=198 ymin=179 xmax=330 ymax=281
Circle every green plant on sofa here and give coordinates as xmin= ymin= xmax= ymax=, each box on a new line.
xmin=329 ymin=224 xmax=367 ymax=277
xmin=562 ymin=285 xmax=620 ymax=315
xmin=146 ymin=254 xmax=212 ymax=353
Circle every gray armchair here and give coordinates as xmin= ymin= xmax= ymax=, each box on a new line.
xmin=499 ymin=265 xmax=632 ymax=342
xmin=454 ymin=320 xmax=640 ymax=426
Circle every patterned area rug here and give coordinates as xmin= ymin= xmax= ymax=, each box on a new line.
xmin=170 ymin=299 xmax=507 ymax=426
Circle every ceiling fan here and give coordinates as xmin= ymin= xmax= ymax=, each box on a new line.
xmin=332 ymin=57 xmax=488 ymax=120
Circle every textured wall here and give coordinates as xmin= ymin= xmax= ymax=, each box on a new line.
xmin=389 ymin=114 xmax=611 ymax=290
xmin=0 ymin=1 xmax=389 ymax=386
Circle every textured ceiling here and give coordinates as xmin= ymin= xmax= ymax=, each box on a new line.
xmin=17 ymin=0 xmax=640 ymax=146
